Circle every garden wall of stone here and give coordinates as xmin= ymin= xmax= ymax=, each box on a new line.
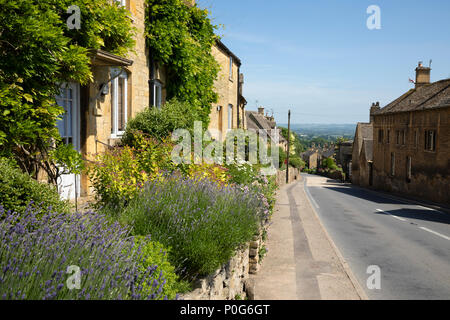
xmin=276 ymin=167 xmax=301 ymax=186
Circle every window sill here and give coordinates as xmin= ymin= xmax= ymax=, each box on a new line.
xmin=110 ymin=133 xmax=125 ymax=140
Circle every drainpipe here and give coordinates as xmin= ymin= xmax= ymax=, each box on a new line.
xmin=149 ymin=53 xmax=155 ymax=108
xmin=237 ymin=66 xmax=240 ymax=128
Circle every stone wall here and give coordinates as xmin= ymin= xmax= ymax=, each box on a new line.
xmin=372 ymin=107 xmax=450 ymax=204
xmin=276 ymin=167 xmax=301 ymax=187
xmin=180 ymin=222 xmax=269 ymax=300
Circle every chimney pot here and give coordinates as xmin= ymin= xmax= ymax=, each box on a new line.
xmin=258 ymin=107 xmax=265 ymax=115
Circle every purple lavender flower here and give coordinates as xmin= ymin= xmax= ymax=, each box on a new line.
xmin=0 ymin=206 xmax=167 ymax=300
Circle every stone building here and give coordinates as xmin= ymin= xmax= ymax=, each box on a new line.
xmin=56 ymin=0 xmax=247 ymax=200
xmin=335 ymin=140 xmax=353 ymax=180
xmin=370 ymin=62 xmax=450 ymax=204
xmin=208 ymin=40 xmax=247 ymax=140
xmin=351 ymin=122 xmax=373 ymax=186
xmin=56 ymin=0 xmax=167 ymax=200
xmin=301 ymin=150 xmax=320 ymax=170
xmin=245 ymin=107 xmax=284 ymax=148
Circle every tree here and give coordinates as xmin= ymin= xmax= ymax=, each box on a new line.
xmin=0 ymin=0 xmax=135 ymax=184
xmin=145 ymin=0 xmax=220 ymax=125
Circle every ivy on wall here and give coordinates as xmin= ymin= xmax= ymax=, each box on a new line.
xmin=145 ymin=0 xmax=220 ymax=125
xmin=0 ymin=0 xmax=135 ymax=182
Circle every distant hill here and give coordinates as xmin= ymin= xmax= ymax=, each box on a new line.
xmin=278 ymin=123 xmax=356 ymax=138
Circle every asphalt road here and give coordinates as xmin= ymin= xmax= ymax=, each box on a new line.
xmin=302 ymin=174 xmax=450 ymax=300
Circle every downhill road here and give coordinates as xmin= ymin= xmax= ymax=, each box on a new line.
xmin=303 ymin=174 xmax=450 ymax=300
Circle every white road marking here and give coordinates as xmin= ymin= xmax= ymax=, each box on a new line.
xmin=305 ymin=186 xmax=320 ymax=209
xmin=419 ymin=227 xmax=450 ymax=241
xmin=376 ymin=209 xmax=450 ymax=241
xmin=416 ymin=205 xmax=442 ymax=213
xmin=376 ymin=209 xmax=407 ymax=222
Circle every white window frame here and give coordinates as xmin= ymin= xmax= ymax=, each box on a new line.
xmin=228 ymin=104 xmax=233 ymax=130
xmin=424 ymin=130 xmax=436 ymax=151
xmin=56 ymin=83 xmax=79 ymax=149
xmin=111 ymin=69 xmax=128 ymax=138
xmin=55 ymin=82 xmax=81 ymax=200
xmin=115 ymin=0 xmax=126 ymax=7
xmin=152 ymin=80 xmax=162 ymax=108
xmin=229 ymin=56 xmax=233 ymax=80
xmin=406 ymin=156 xmax=412 ymax=181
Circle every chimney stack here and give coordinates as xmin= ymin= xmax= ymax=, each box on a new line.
xmin=370 ymin=102 xmax=380 ymax=123
xmin=258 ymin=107 xmax=265 ymax=115
xmin=415 ymin=61 xmax=431 ymax=88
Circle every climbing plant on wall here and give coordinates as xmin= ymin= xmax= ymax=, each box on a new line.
xmin=145 ymin=0 xmax=220 ymax=125
xmin=0 ymin=0 xmax=135 ymax=182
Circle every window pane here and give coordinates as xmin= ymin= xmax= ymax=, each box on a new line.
xmin=66 ymin=100 xmax=72 ymax=139
xmin=156 ymin=85 xmax=161 ymax=108
xmin=56 ymin=98 xmax=66 ymax=137
xmin=57 ymin=116 xmax=65 ymax=138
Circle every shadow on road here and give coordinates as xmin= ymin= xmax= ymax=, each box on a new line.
xmin=321 ymin=186 xmax=405 ymax=205
xmin=373 ymin=208 xmax=450 ymax=225
xmin=320 ymin=185 xmax=450 ymax=225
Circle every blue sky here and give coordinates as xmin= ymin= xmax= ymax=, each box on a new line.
xmin=197 ymin=0 xmax=450 ymax=124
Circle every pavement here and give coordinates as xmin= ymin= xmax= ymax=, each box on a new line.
xmin=251 ymin=176 xmax=366 ymax=300
xmin=302 ymin=174 xmax=450 ymax=300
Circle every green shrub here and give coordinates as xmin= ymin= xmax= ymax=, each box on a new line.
xmin=119 ymin=175 xmax=269 ymax=278
xmin=88 ymin=132 xmax=175 ymax=209
xmin=0 ymin=157 xmax=69 ymax=215
xmin=322 ymin=157 xmax=338 ymax=171
xmin=122 ymin=99 xmax=201 ymax=145
xmin=225 ymin=163 xmax=258 ymax=186
xmin=302 ymin=167 xmax=316 ymax=174
xmin=289 ymin=156 xmax=305 ymax=170
xmin=134 ymin=236 xmax=191 ymax=299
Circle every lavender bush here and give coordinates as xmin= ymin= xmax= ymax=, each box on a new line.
xmin=119 ymin=174 xmax=270 ymax=278
xmin=0 ymin=205 xmax=168 ymax=300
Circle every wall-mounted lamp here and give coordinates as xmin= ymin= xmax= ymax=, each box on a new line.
xmin=100 ymin=83 xmax=109 ymax=96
